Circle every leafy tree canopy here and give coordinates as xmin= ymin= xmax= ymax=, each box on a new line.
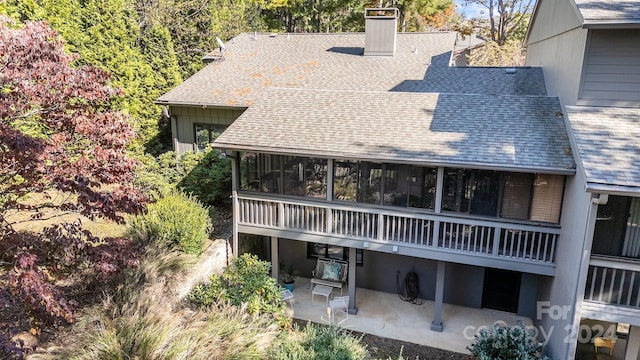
xmin=2 ymin=0 xmax=183 ymax=153
xmin=0 ymin=18 xmax=145 ymax=327
xmin=465 ymin=0 xmax=534 ymax=44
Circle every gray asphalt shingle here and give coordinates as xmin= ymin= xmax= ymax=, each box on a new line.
xmin=567 ymin=106 xmax=640 ymax=189
xmin=157 ymin=32 xmax=546 ymax=107
xmin=575 ymin=0 xmax=640 ymax=24
xmin=214 ymin=88 xmax=574 ymax=173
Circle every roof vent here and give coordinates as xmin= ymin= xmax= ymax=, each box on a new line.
xmin=506 ymin=68 xmax=516 ymax=74
xmin=364 ymin=8 xmax=398 ymax=56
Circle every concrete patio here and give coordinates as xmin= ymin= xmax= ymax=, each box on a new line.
xmin=284 ymin=278 xmax=533 ymax=355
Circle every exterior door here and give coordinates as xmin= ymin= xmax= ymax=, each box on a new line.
xmin=482 ymin=268 xmax=521 ymax=313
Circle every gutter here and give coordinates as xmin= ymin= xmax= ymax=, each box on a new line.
xmin=212 ymin=142 xmax=577 ymax=176
xmin=154 ymin=99 xmax=248 ymax=111
xmin=582 ymin=20 xmax=640 ymax=29
xmin=585 ymin=182 xmax=640 ymax=197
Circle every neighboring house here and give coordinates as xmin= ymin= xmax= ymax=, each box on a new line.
xmin=526 ymin=0 xmax=640 ymax=359
xmin=158 ymin=4 xmax=637 ymax=359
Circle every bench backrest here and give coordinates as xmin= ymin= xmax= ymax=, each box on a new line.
xmin=313 ymin=258 xmax=348 ymax=283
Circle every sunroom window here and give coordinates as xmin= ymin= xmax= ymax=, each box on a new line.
xmin=592 ymin=196 xmax=640 ymax=259
xmin=442 ymin=168 xmax=564 ymax=223
xmin=333 ymin=160 xmax=436 ymax=209
xmin=239 ymin=152 xmax=327 ymax=198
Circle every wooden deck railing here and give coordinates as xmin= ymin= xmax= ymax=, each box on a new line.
xmin=237 ymin=194 xmax=559 ymax=264
xmin=585 ymin=256 xmax=640 ymax=308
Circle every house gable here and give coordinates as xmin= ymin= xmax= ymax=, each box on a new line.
xmin=526 ymin=0 xmax=582 ymax=45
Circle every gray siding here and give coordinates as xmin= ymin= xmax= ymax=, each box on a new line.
xmin=526 ymin=27 xmax=588 ymax=106
xmin=170 ymin=106 xmax=244 ymax=154
xmin=276 ymin=238 xmax=539 ymax=312
xmin=535 ymin=166 xmax=592 ymax=360
xmin=578 ymin=29 xmax=640 ymax=107
xmin=527 ymin=0 xmax=582 ymax=45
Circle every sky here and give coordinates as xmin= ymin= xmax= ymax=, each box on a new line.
xmin=454 ymin=0 xmax=488 ymax=19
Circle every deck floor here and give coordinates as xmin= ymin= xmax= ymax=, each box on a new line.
xmin=284 ymin=278 xmax=533 ymax=355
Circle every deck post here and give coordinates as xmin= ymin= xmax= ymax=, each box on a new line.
xmin=232 ymin=191 xmax=239 ymax=257
xmin=348 ymin=247 xmax=358 ymax=314
xmin=231 ymin=152 xmax=239 ymax=257
xmin=431 ymin=260 xmax=445 ymax=331
xmin=625 ymin=325 xmax=640 ymax=360
xmin=271 ymin=236 xmax=279 ymax=280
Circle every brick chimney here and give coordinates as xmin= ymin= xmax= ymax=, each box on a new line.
xmin=364 ymin=8 xmax=399 ymax=56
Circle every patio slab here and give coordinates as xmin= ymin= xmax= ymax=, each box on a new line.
xmin=284 ymin=278 xmax=533 ymax=355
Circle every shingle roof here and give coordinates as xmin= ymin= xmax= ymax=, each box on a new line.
xmin=574 ymin=0 xmax=640 ymax=25
xmin=566 ymin=106 xmax=640 ymax=191
xmin=158 ymin=32 xmax=455 ymax=107
xmin=157 ymin=32 xmax=546 ymax=107
xmin=393 ymin=62 xmax=547 ymax=96
xmin=214 ymin=88 xmax=575 ymax=173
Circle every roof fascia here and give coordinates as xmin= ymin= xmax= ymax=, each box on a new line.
xmin=524 ymin=0 xmax=541 ymax=45
xmin=582 ymin=21 xmax=640 ymax=29
xmin=154 ymin=99 xmax=248 ymax=111
xmin=214 ymin=143 xmax=576 ymax=175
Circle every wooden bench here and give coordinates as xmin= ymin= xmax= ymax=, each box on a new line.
xmin=310 ymin=258 xmax=348 ymax=295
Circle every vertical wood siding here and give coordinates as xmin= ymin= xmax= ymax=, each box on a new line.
xmin=171 ymin=106 xmax=244 ymax=154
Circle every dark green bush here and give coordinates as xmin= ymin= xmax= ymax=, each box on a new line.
xmin=133 ymin=148 xmax=231 ymax=206
xmin=188 ymin=254 xmax=286 ymax=323
xmin=272 ymin=322 xmax=368 ymax=360
xmin=128 ymin=191 xmax=211 ymax=255
xmin=467 ymin=320 xmax=550 ymax=360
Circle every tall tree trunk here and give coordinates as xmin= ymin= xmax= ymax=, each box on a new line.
xmin=489 ymin=0 xmax=496 ymax=42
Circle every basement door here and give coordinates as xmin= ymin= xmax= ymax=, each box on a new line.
xmin=481 ymin=268 xmax=521 ymax=313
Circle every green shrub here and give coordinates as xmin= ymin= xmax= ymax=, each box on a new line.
xmin=271 ymin=322 xmax=368 ymax=360
xmin=188 ymin=254 xmax=286 ymax=323
xmin=467 ymin=321 xmax=550 ymax=360
xmin=133 ymin=148 xmax=231 ymax=206
xmin=128 ymin=191 xmax=211 ymax=255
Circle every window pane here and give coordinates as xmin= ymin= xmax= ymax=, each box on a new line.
xmin=239 ymin=153 xmax=281 ymax=193
xmin=529 ymin=174 xmax=564 ymax=223
xmin=442 ymin=169 xmax=499 ymax=216
xmin=384 ymin=164 xmax=409 ymax=207
xmin=309 ymin=243 xmax=327 ymax=258
xmin=261 ymin=154 xmax=281 ymax=194
xmin=194 ymin=124 xmax=225 ymax=151
xmin=501 ymin=173 xmax=534 ymax=220
xmin=326 ymin=245 xmax=345 ymax=260
xmin=307 ymin=243 xmax=364 ymax=265
xmin=283 ymin=156 xmax=327 ymax=198
xmin=334 ymin=160 xmax=358 ymax=202
xmin=240 ymin=152 xmax=260 ymax=191
xmin=408 ymin=166 xmax=437 ymax=209
xmin=468 ymin=170 xmax=499 ymax=216
xmin=358 ymin=162 xmax=382 ymax=204
xmin=442 ymin=168 xmax=469 ymax=212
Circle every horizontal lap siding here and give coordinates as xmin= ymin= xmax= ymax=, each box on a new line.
xmin=580 ymin=29 xmax=640 ymax=106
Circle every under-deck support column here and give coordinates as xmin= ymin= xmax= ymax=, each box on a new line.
xmin=271 ymin=237 xmax=279 ymax=280
xmin=348 ymin=247 xmax=358 ymax=314
xmin=431 ymin=261 xmax=445 ymax=332
xmin=625 ymin=325 xmax=640 ymax=360
xmin=231 ymin=152 xmax=239 ymax=257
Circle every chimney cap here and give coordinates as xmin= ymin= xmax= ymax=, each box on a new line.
xmin=365 ymin=8 xmax=399 ymax=19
